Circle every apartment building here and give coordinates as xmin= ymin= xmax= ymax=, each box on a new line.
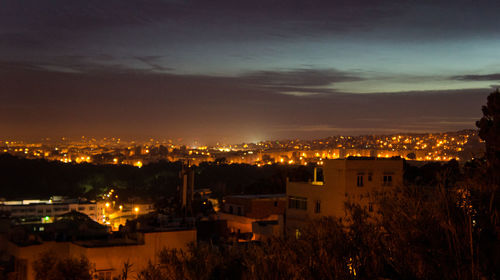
xmin=286 ymin=157 xmax=404 ymax=231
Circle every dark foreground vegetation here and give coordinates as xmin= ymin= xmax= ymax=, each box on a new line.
xmin=141 ymin=180 xmax=499 ymax=280
xmin=31 ymin=174 xmax=499 ymax=280
xmin=0 ymin=155 xmax=312 ymax=201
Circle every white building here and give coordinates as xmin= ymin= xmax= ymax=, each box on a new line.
xmin=0 ymin=197 xmax=98 ymax=222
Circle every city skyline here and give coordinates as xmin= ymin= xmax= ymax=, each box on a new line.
xmin=2 ymin=0 xmax=499 ymax=144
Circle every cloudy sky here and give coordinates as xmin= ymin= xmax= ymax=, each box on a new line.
xmin=1 ymin=0 xmax=499 ymax=144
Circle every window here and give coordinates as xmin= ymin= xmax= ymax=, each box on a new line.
xmin=295 ymin=228 xmax=301 ymax=239
xmin=368 ymin=203 xmax=373 ymax=212
xmin=288 ymin=196 xmax=307 ymax=210
xmin=368 ymin=174 xmax=372 ymax=181
xmin=383 ymin=175 xmax=393 ymax=186
xmin=274 ymin=201 xmax=278 ymax=207
xmin=315 ymin=200 xmax=321 ymax=213
xmin=78 ymin=206 xmax=85 ymax=211
xmin=237 ymin=207 xmax=242 ymax=216
xmin=357 ymin=175 xmax=364 ymax=187
xmin=97 ymin=271 xmax=112 ymax=280
xmin=229 ymin=206 xmax=233 ymax=214
xmin=89 ymin=206 xmax=95 ymax=210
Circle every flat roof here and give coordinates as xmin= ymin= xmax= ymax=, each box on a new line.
xmin=226 ymin=193 xmax=286 ymax=199
xmin=0 ymin=201 xmax=96 ymax=206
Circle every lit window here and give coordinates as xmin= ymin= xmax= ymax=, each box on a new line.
xmin=295 ymin=228 xmax=301 ymax=239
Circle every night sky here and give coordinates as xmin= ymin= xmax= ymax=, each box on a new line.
xmin=1 ymin=0 xmax=499 ymax=144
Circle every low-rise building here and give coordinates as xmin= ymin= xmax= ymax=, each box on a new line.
xmin=0 ymin=212 xmax=196 ymax=280
xmin=286 ymin=157 xmax=404 ymax=232
xmin=218 ymin=194 xmax=286 ymax=241
xmin=0 ymin=197 xmax=98 ymax=223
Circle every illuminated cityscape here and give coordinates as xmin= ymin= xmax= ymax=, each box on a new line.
xmin=0 ymin=129 xmax=484 ymax=167
xmin=1 ymin=0 xmax=499 ymax=279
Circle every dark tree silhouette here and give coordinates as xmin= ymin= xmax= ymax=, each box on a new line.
xmin=406 ymin=152 xmax=416 ymax=160
xmin=33 ymin=251 xmax=92 ymax=280
xmin=476 ymin=88 xmax=500 ymax=185
xmin=473 ymin=89 xmax=500 ymax=277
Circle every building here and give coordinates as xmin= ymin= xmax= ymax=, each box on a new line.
xmin=286 ymin=157 xmax=404 ymax=232
xmin=217 ymin=194 xmax=286 ymax=241
xmin=2 ymin=230 xmax=196 ymax=280
xmin=0 ymin=197 xmax=98 ymax=223
xmin=0 ymin=212 xmax=196 ymax=280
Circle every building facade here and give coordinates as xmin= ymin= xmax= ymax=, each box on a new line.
xmin=0 ymin=198 xmax=98 ymax=223
xmin=286 ymin=157 xmax=404 ymax=231
xmin=1 ymin=229 xmax=196 ymax=280
xmin=218 ymin=194 xmax=286 ymax=241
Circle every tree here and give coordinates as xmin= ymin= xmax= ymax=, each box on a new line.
xmin=136 ymin=261 xmax=164 ymax=280
xmin=474 ymin=89 xmax=500 ymax=277
xmin=113 ymin=260 xmax=133 ymax=280
xmin=33 ymin=251 xmax=92 ymax=280
xmin=476 ymin=88 xmax=500 ymax=185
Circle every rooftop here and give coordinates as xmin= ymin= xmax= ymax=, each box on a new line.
xmin=226 ymin=194 xmax=286 ymax=199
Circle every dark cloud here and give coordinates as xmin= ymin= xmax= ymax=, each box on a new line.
xmin=1 ymin=0 xmax=498 ymax=142
xmin=239 ymin=68 xmax=362 ymax=96
xmin=2 ymin=0 xmax=499 ymax=53
xmin=453 ymin=74 xmax=500 ymax=82
xmin=0 ymin=33 xmax=46 ymax=49
xmin=0 ymin=0 xmax=394 ymax=30
xmin=134 ymin=56 xmax=173 ymax=72
xmin=243 ymin=69 xmax=362 ymax=87
xmin=0 ymin=56 xmax=170 ymax=75
xmin=0 ymin=65 xmax=489 ymax=143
